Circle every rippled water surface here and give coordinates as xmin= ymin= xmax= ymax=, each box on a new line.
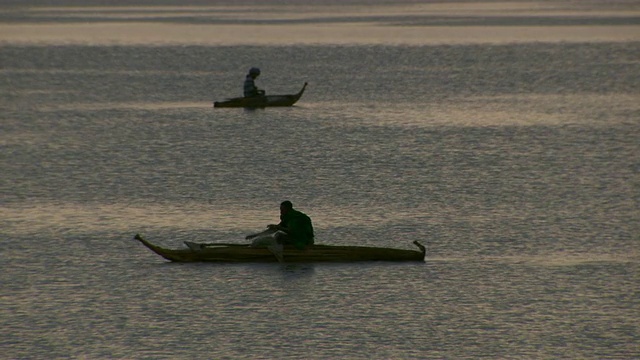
xmin=2 ymin=1 xmax=640 ymax=359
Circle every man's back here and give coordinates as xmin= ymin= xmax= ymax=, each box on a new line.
xmin=282 ymin=209 xmax=314 ymax=246
xmin=243 ymin=75 xmax=258 ymax=97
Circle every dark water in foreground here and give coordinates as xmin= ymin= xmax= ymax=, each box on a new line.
xmin=2 ymin=4 xmax=640 ymax=358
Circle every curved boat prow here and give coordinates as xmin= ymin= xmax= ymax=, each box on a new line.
xmin=278 ymin=81 xmax=307 ymax=106
xmin=133 ymin=234 xmax=179 ymax=261
xmin=296 ymin=82 xmax=308 ymax=98
xmin=134 ymin=233 xmax=149 ymax=246
xmin=413 ymin=241 xmax=426 ymax=260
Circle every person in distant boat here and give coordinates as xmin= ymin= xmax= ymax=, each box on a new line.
xmin=247 ymin=200 xmax=315 ymax=250
xmin=243 ymin=67 xmax=265 ymax=97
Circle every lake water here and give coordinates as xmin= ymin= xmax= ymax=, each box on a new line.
xmin=2 ymin=1 xmax=639 ymax=359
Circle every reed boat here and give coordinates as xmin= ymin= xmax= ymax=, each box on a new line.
xmin=133 ymin=234 xmax=425 ymax=263
xmin=214 ymin=82 xmax=307 ymax=108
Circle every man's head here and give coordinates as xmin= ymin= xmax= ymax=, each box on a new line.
xmin=249 ymin=67 xmax=261 ymax=78
xmin=280 ymin=200 xmax=293 ymax=215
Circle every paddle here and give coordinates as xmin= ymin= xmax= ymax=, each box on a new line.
xmin=267 ymin=243 xmax=284 ymax=263
xmin=245 ymin=227 xmax=284 ymax=263
xmin=184 ymin=241 xmax=249 ymax=251
xmin=184 ymin=227 xmax=284 ymax=261
xmin=184 ymin=227 xmax=277 ymax=251
xmin=245 ymin=227 xmax=277 ymax=240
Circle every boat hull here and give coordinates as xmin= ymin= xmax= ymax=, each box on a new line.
xmin=214 ymin=82 xmax=307 ymax=108
xmin=133 ymin=234 xmax=425 ymax=263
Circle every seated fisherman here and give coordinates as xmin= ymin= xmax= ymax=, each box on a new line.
xmin=243 ymin=67 xmax=266 ymax=97
xmin=247 ymin=200 xmax=315 ymax=250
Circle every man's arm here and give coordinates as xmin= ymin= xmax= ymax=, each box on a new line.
xmin=267 ymin=223 xmax=289 ymax=233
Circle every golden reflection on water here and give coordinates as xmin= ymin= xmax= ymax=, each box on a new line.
xmin=524 ymin=253 xmax=640 ymax=266
xmin=0 ymin=202 xmax=410 ymax=237
xmin=1 ymin=2 xmax=639 ymax=45
xmin=0 ymin=203 xmax=270 ymax=235
xmin=0 ymin=202 xmax=417 ymax=236
xmin=35 ymin=101 xmax=210 ymax=112
xmin=27 ymin=3 xmax=561 ymax=17
xmin=312 ymin=93 xmax=640 ymax=127
xmin=1 ymin=23 xmax=638 ymax=46
xmin=17 ymin=3 xmax=640 ymax=22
